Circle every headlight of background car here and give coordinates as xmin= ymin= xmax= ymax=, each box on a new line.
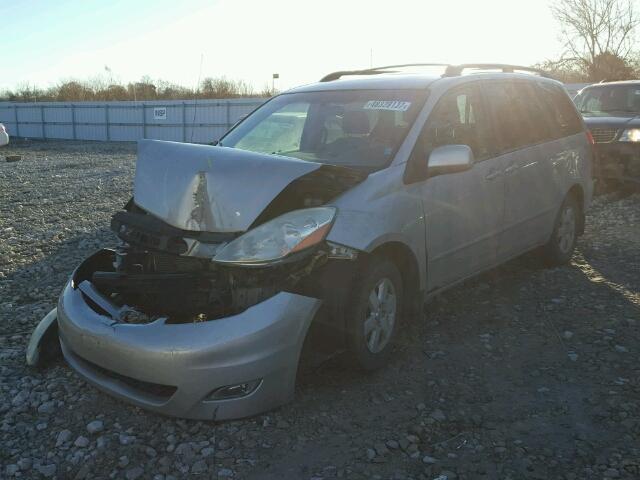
xmin=213 ymin=207 xmax=336 ymax=265
xmin=619 ymin=128 xmax=640 ymax=142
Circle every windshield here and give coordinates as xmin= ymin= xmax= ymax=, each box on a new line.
xmin=575 ymin=84 xmax=640 ymax=115
xmin=220 ymin=89 xmax=428 ymax=169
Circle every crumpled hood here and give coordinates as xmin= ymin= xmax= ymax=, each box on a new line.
xmin=134 ymin=140 xmax=322 ymax=232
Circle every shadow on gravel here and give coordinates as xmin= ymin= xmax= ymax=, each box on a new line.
xmin=294 ymin=240 xmax=639 ymax=417
xmin=578 ymin=248 xmax=640 ymax=301
xmin=278 ymin=242 xmax=639 ymax=478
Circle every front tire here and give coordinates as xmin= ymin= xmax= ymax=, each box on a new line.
xmin=346 ymin=257 xmax=403 ymax=371
xmin=542 ymin=194 xmax=580 ymax=266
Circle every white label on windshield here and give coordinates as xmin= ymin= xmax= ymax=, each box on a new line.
xmin=363 ymin=100 xmax=411 ymax=111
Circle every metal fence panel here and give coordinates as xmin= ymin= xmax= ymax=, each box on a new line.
xmin=110 ymin=125 xmax=144 ymax=142
xmin=75 ymin=106 xmax=108 ymax=124
xmin=0 ymin=98 xmax=266 ymax=143
xmin=109 ymin=105 xmax=141 ymax=124
xmin=145 ymin=125 xmax=183 ymax=142
xmin=17 ymin=124 xmax=42 ymax=138
xmin=43 ymin=106 xmax=72 ymax=123
xmin=76 ymin=124 xmax=108 ymax=141
xmin=17 ymin=106 xmax=42 ymax=122
xmin=45 ymin=124 xmax=74 ymax=139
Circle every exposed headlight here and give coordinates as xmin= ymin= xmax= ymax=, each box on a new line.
xmin=619 ymin=128 xmax=640 ymax=142
xmin=213 ymin=207 xmax=336 ymax=265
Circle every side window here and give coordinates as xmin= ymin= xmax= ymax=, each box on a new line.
xmin=484 ymin=81 xmax=530 ymax=153
xmin=417 ymin=84 xmax=492 ymax=162
xmin=517 ymin=82 xmax=554 ymax=144
xmin=537 ymin=83 xmax=583 ymax=139
xmin=578 ymin=92 xmax=603 ymax=112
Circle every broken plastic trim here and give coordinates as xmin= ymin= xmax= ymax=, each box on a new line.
xmin=26 ymin=308 xmax=61 ymax=367
xmin=73 ymin=247 xmax=327 ymax=324
xmin=326 ymin=242 xmax=359 ymax=260
xmin=111 ymin=210 xmax=236 ymax=256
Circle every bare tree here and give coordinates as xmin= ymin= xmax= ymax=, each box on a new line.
xmin=552 ymin=0 xmax=640 ymax=80
xmin=200 ymin=77 xmax=254 ymax=98
xmin=0 ymin=75 xmax=263 ymax=103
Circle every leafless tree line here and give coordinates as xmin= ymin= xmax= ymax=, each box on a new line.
xmin=0 ymin=76 xmax=276 ymax=103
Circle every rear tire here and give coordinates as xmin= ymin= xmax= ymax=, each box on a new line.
xmin=346 ymin=256 xmax=403 ymax=371
xmin=542 ymin=194 xmax=580 ymax=266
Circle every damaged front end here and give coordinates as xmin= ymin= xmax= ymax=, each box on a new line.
xmin=94 ymin=139 xmax=367 ymax=324
xmin=32 ymin=140 xmax=367 ymax=419
xmin=87 ymin=220 xmax=331 ymax=325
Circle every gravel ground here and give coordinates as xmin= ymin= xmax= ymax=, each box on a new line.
xmin=1 ymin=140 xmax=639 ymax=480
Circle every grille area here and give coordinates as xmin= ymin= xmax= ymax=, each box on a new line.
xmin=76 ymin=352 xmax=177 ymax=400
xmin=590 ymin=128 xmax=618 ymax=143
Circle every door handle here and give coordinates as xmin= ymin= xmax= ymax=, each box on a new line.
xmin=485 ymin=170 xmax=502 ymax=181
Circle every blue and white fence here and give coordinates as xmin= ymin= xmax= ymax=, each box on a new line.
xmin=0 ymin=98 xmax=266 ymax=144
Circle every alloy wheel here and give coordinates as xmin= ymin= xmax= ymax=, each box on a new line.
xmin=363 ymin=278 xmax=397 ymax=354
xmin=557 ymin=205 xmax=576 ymax=254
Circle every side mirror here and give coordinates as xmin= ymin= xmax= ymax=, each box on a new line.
xmin=427 ymin=145 xmax=474 ymax=177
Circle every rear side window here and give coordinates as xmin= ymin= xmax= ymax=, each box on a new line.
xmin=518 ymin=82 xmax=555 ymax=144
xmin=483 ymin=80 xmax=581 ymax=154
xmin=483 ymin=81 xmax=528 ymax=153
xmin=535 ymin=82 xmax=583 ymax=139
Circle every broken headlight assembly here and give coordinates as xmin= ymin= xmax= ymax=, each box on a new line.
xmin=213 ymin=207 xmax=336 ymax=266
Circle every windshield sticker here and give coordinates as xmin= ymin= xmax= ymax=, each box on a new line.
xmin=363 ymin=100 xmax=411 ymax=112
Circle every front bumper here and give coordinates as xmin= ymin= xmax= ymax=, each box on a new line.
xmin=57 ymin=278 xmax=322 ymax=420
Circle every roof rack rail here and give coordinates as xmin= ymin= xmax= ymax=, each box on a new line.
xmin=320 ymin=63 xmax=448 ymax=82
xmin=443 ymin=63 xmax=550 ymax=77
xmin=319 ymin=63 xmax=551 ymax=82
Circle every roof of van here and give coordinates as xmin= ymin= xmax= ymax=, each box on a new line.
xmin=286 ymin=71 xmax=559 ymax=94
xmin=287 ymin=73 xmax=441 ymax=93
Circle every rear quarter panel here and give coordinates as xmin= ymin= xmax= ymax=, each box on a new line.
xmin=551 ymin=131 xmax=593 ymax=209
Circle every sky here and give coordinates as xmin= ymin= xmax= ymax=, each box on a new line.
xmin=1 ymin=0 xmax=568 ymax=92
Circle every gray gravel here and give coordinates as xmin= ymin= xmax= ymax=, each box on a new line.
xmin=1 ymin=140 xmax=639 ymax=479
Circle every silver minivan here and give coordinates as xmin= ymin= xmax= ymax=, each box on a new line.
xmin=29 ymin=64 xmax=594 ymax=420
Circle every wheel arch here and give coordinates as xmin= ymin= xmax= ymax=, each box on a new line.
xmin=368 ymin=241 xmax=423 ymax=318
xmin=296 ymin=240 xmax=424 ymax=355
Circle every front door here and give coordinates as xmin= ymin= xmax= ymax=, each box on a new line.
xmin=408 ymin=82 xmax=506 ymax=291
